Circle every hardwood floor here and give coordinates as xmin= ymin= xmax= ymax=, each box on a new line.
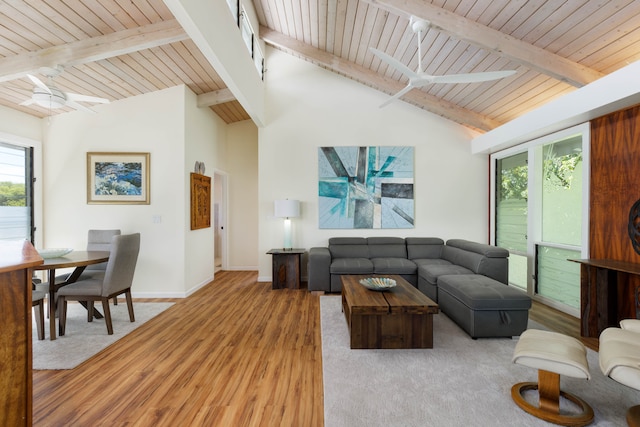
xmin=33 ymin=271 xmax=588 ymax=426
xmin=33 ymin=271 xmax=323 ymax=427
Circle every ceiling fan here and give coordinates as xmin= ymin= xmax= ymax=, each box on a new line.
xmin=19 ymin=66 xmax=109 ymax=113
xmin=370 ymin=17 xmax=517 ymax=108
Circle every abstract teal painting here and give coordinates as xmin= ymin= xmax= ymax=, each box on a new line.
xmin=318 ymin=146 xmax=414 ymax=229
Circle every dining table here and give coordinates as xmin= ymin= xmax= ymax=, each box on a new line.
xmin=32 ymin=250 xmax=110 ymax=340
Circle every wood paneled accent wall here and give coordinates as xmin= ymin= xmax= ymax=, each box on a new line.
xmin=590 ymin=103 xmax=640 ymax=317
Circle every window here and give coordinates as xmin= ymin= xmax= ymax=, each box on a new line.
xmin=491 ymin=124 xmax=589 ymax=316
xmin=0 ymin=142 xmax=34 ymax=242
xmin=495 ymin=152 xmax=528 ymax=289
xmin=226 ymin=0 xmax=239 ymax=25
xmin=240 ymin=7 xmax=254 ymax=58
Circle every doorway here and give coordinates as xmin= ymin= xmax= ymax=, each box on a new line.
xmin=213 ymin=171 xmax=227 ymax=272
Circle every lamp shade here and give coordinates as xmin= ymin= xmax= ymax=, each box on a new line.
xmin=274 ymin=199 xmax=300 ymax=218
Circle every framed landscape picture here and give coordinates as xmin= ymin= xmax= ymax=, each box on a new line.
xmin=87 ymin=152 xmax=150 ymax=204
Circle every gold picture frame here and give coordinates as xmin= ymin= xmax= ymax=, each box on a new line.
xmin=87 ymin=152 xmax=150 ymax=204
xmin=191 ymin=173 xmax=211 ymax=230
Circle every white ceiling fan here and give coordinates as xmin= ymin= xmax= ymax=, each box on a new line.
xmin=20 ymin=66 xmax=109 ymax=113
xmin=370 ymin=16 xmax=517 ymax=108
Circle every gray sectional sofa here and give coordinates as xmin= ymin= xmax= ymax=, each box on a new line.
xmin=308 ymin=237 xmax=531 ymax=338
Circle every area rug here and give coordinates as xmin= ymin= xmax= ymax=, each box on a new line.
xmin=321 ymin=295 xmax=638 ymax=427
xmin=32 ymin=302 xmax=173 ymax=370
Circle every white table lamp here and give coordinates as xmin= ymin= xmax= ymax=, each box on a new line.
xmin=274 ymin=199 xmax=300 ymax=250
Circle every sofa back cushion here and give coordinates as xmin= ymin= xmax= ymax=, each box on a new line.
xmin=446 ymin=239 xmax=509 ymax=258
xmin=329 ymin=237 xmax=369 ymax=259
xmin=443 ymin=240 xmax=509 ymax=284
xmin=367 ymin=237 xmax=407 ymax=258
xmin=406 ymin=237 xmax=444 ymax=259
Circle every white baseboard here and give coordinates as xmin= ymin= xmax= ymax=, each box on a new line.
xmin=132 ymin=276 xmax=212 ymax=299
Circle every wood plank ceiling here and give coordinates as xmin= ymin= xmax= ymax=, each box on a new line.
xmin=0 ymin=0 xmax=639 ymax=132
xmin=255 ymin=0 xmax=640 ymax=131
xmin=0 ymin=0 xmax=250 ymax=124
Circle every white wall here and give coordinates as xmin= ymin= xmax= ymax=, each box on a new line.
xmin=227 ymin=120 xmax=259 ymax=270
xmin=257 ymin=48 xmax=487 ymax=281
xmin=42 ymin=85 xmax=228 ymax=297
xmin=184 ymin=87 xmax=227 ymax=293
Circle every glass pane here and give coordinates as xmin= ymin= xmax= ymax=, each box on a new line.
xmin=537 ymin=245 xmax=581 ymax=309
xmin=542 ymin=135 xmax=583 ymax=246
xmin=226 ymin=0 xmax=238 ymax=25
xmin=496 ymin=152 xmax=528 ymax=252
xmin=240 ymin=10 xmax=253 ymax=57
xmin=0 ymin=143 xmax=30 ymax=241
xmin=508 ymin=253 xmax=527 ymax=290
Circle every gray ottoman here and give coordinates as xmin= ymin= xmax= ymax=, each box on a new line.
xmin=437 ymin=274 xmax=531 ymax=338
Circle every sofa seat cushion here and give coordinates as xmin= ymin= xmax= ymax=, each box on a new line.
xmin=372 ymin=258 xmax=417 ymax=275
xmin=419 ymin=264 xmax=473 ymax=285
xmin=330 ymin=258 xmax=374 ymax=274
xmin=413 ymin=258 xmax=451 ymax=268
xmin=437 ymin=274 xmax=531 ymax=310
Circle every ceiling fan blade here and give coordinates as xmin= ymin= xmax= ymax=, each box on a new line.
xmin=369 ymin=48 xmax=419 ymax=79
xmin=27 ymin=74 xmax=52 ymax=94
xmin=430 ymin=70 xmax=517 ymax=84
xmin=66 ymin=100 xmax=97 ymax=113
xmin=66 ymin=92 xmax=110 ymax=104
xmin=19 ymin=99 xmax=35 ymax=106
xmin=379 ymin=84 xmax=415 ymax=108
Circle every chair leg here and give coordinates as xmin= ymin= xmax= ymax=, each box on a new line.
xmin=125 ymin=289 xmax=135 ymax=322
xmin=102 ymin=298 xmax=113 ymax=335
xmin=87 ymin=301 xmax=94 ymax=322
xmin=33 ymin=301 xmax=45 ymax=340
xmin=59 ymin=297 xmax=67 ymax=336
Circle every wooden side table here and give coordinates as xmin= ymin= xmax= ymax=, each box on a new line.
xmin=267 ymin=249 xmax=305 ymax=289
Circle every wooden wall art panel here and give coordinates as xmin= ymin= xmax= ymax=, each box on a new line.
xmin=190 ymin=173 xmax=211 ymax=230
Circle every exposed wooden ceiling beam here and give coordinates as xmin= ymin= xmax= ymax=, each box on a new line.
xmin=0 ymin=19 xmax=189 ymax=83
xmin=360 ymin=0 xmax=604 ymax=87
xmin=197 ymin=88 xmax=235 ymax=107
xmin=261 ymin=27 xmax=501 ymax=132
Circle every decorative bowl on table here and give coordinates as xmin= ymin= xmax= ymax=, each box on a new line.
xmin=359 ymin=277 xmax=397 ymax=291
xmin=38 ymin=248 xmax=73 ymax=259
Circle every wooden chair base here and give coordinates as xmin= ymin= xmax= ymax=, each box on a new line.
xmin=628 ymin=405 xmax=640 ymax=427
xmin=511 ymin=369 xmax=594 ymax=427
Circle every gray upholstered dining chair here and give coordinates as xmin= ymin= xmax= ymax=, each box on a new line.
xmin=82 ymin=229 xmax=121 ymax=278
xmin=82 ymin=229 xmax=121 ymax=305
xmin=40 ymin=229 xmax=122 ymax=309
xmin=53 ymin=229 xmax=121 ymax=283
xmin=57 ymin=233 xmax=140 ymax=336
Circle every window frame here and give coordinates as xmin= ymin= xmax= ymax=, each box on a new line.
xmin=490 ymin=123 xmax=590 ymax=316
xmin=0 ymin=131 xmax=42 ymax=247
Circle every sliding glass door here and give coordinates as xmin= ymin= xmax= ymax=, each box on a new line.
xmin=491 ymin=124 xmax=589 ymax=315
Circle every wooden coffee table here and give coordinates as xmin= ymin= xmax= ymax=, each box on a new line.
xmin=341 ymin=275 xmax=439 ymax=349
